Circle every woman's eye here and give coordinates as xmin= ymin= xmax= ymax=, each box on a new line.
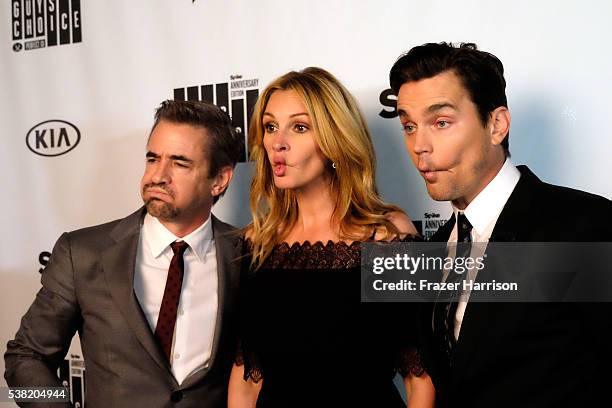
xmin=263 ymin=123 xmax=277 ymax=133
xmin=294 ymin=124 xmax=309 ymax=133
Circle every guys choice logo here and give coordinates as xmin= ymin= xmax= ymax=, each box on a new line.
xmin=11 ymin=0 xmax=83 ymax=52
xmin=26 ymin=119 xmax=81 ymax=157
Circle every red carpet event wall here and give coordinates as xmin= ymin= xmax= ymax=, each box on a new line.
xmin=1 ymin=0 xmax=611 ymax=405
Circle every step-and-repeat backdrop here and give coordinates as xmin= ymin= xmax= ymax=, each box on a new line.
xmin=2 ymin=0 xmax=611 ymax=405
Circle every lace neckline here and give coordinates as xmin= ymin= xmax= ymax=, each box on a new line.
xmin=243 ymin=238 xmax=362 ymax=270
xmin=247 ymin=238 xmax=361 ymax=251
xmin=244 ymin=235 xmax=419 ymax=270
xmin=244 ymin=235 xmax=415 ymax=249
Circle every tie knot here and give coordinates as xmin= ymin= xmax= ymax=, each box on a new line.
xmin=457 ymin=213 xmax=472 ymax=242
xmin=170 ymin=240 xmax=189 ymax=256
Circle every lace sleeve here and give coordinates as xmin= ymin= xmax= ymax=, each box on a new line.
xmin=235 ymin=240 xmax=264 ymax=383
xmin=234 ymin=339 xmax=263 ymax=383
xmin=395 ymin=347 xmax=426 ymax=378
xmin=389 ymin=300 xmax=426 ymax=378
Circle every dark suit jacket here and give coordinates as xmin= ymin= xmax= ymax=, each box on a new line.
xmin=421 ymin=165 xmax=612 ymax=407
xmin=4 ymin=208 xmax=242 ymax=408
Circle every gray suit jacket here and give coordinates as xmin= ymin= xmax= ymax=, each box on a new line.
xmin=4 ymin=208 xmax=242 ymax=408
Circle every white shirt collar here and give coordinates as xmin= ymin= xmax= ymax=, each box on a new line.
xmin=452 ymin=158 xmax=521 ymax=236
xmin=143 ymin=213 xmax=213 ymax=262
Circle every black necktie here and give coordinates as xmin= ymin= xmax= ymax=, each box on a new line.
xmin=433 ymin=212 xmax=473 ymax=360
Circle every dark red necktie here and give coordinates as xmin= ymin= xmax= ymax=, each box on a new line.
xmin=154 ymin=240 xmax=189 ymax=362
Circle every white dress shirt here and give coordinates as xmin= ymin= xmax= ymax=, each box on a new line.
xmin=447 ymin=159 xmax=521 ymax=339
xmin=134 ymin=213 xmax=218 ymax=385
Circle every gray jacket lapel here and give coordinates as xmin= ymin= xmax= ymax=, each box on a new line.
xmin=101 ymin=208 xmax=175 ymax=381
xmin=181 ymin=214 xmax=240 ymax=389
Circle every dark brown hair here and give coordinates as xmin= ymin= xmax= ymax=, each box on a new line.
xmin=390 ymin=42 xmax=510 ymax=156
xmin=152 ymin=100 xmax=243 ymax=202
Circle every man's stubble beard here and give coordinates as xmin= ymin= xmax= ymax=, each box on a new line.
xmin=142 ymin=182 xmax=181 ymax=220
xmin=145 ymin=199 xmax=180 ymax=220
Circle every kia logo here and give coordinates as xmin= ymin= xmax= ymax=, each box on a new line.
xmin=26 ymin=120 xmax=81 ymax=157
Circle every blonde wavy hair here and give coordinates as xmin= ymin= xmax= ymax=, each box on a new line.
xmin=247 ymin=67 xmax=404 ymax=269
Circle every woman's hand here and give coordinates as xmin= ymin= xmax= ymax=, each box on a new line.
xmin=404 ymin=372 xmax=435 ymax=408
xmin=228 ymin=363 xmax=262 ymax=408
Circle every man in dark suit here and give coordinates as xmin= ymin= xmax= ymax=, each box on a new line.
xmin=389 ymin=42 xmax=612 ymax=407
xmin=5 ymin=100 xmax=243 ymax=407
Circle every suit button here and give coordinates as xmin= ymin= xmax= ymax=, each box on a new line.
xmin=171 ymin=390 xmax=183 ymax=402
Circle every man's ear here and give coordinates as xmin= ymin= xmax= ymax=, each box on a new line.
xmin=489 ymin=106 xmax=510 ymax=147
xmin=210 ymin=165 xmax=234 ymax=198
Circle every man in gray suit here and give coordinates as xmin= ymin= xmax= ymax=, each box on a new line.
xmin=5 ymin=100 xmax=243 ymax=407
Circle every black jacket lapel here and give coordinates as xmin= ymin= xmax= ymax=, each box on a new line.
xmin=430 ymin=213 xmax=456 ymax=243
xmin=451 ymin=166 xmax=540 ymax=379
xmin=489 ymin=165 xmax=540 ymax=242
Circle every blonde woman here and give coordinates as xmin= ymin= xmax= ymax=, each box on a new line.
xmin=228 ymin=67 xmax=434 ymax=407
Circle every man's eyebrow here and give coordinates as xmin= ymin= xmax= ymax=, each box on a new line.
xmin=427 ymin=102 xmax=458 ymax=113
xmin=397 ymin=103 xmax=456 ymax=120
xmin=170 ymin=155 xmax=193 ymax=163
xmin=145 ymin=152 xmax=193 ymax=163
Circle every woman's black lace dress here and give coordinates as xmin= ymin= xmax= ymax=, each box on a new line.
xmin=237 ymin=237 xmax=425 ymax=407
